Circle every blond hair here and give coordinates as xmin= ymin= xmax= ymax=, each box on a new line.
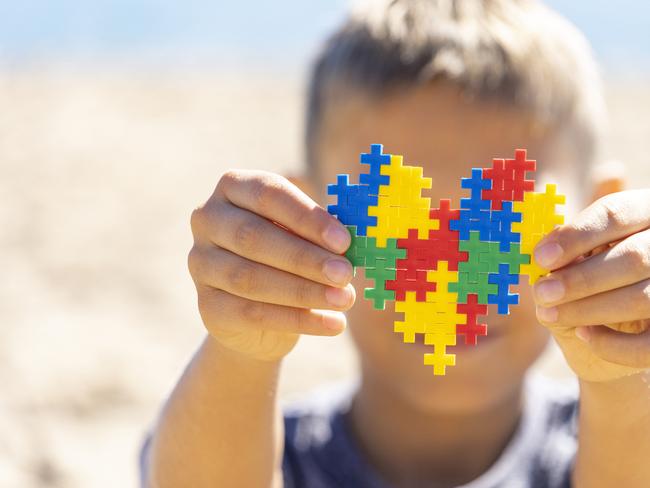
xmin=306 ymin=0 xmax=605 ymax=171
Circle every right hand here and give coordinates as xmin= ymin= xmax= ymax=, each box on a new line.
xmin=188 ymin=170 xmax=356 ymax=361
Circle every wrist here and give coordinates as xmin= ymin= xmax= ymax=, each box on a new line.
xmin=579 ymin=370 xmax=650 ymax=418
xmin=206 ymin=334 xmax=285 ymax=369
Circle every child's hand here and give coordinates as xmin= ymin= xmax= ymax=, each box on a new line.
xmin=533 ymin=189 xmax=650 ymax=382
xmin=187 ymin=170 xmax=355 ymax=361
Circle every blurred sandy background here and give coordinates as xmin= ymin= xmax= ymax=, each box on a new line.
xmin=1 ymin=2 xmax=649 ymax=487
xmin=1 ymin=67 xmax=648 ymax=488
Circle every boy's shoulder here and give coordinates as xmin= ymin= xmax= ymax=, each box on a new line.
xmin=281 ymin=373 xmax=579 ymax=488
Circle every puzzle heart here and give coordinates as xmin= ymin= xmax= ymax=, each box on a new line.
xmin=327 ymin=144 xmax=565 ymax=375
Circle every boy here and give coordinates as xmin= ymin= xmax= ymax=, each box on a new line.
xmin=141 ymin=1 xmax=650 ymax=486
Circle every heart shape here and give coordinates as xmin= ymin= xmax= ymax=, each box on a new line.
xmin=327 ymin=144 xmax=566 ymax=375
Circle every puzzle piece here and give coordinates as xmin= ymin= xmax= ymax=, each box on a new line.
xmin=327 ymin=145 xmax=565 ymax=375
xmin=460 ymin=168 xmax=491 ymax=219
xmin=327 ymin=175 xmax=378 ymax=236
xmin=359 ymin=143 xmax=391 ymax=194
xmin=456 ymin=294 xmax=488 ymax=345
xmin=482 ymin=158 xmax=514 ymax=210
xmin=504 ymin=148 xmax=536 ymax=200
xmin=394 ymin=264 xmax=464 ymax=376
xmin=478 ymin=242 xmax=531 ymax=275
xmin=512 ymin=183 xmax=565 ymax=283
xmin=489 ymin=200 xmax=522 ymax=252
xmin=488 ymin=263 xmax=520 ymax=314
xmin=367 ymin=154 xmax=438 ymax=246
xmin=345 ymin=226 xmax=368 ymax=270
xmin=358 ymin=237 xmax=406 ymax=309
xmin=449 ymin=271 xmax=497 ymax=304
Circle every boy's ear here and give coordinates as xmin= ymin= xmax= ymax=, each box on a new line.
xmin=590 ymin=160 xmax=626 ymax=203
xmin=286 ymin=173 xmax=318 ymax=201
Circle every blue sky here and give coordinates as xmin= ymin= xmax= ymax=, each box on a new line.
xmin=0 ymin=1 xmax=647 ymax=72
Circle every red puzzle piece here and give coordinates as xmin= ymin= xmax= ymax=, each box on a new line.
xmin=455 ymin=293 xmax=488 ymax=345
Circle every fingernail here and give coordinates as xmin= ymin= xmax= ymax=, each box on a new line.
xmin=575 ymin=326 xmax=591 ymax=343
xmin=535 ymin=242 xmax=563 ymax=268
xmin=324 ymin=224 xmax=350 ymax=253
xmin=326 ymin=286 xmax=352 ymax=308
xmin=534 ymin=279 xmax=565 ymax=304
xmin=323 ymin=259 xmax=352 ymax=285
xmin=536 ymin=305 xmax=558 ymax=323
xmin=322 ymin=310 xmax=346 ymax=332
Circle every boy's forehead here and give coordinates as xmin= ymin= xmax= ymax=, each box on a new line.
xmin=317 ymin=83 xmax=580 ymax=201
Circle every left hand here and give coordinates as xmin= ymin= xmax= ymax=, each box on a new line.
xmin=532 ymin=189 xmax=650 ymax=382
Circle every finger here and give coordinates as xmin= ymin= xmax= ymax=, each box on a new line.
xmin=191 ymin=202 xmax=353 ymax=287
xmin=534 ymin=189 xmax=650 ymax=270
xmin=533 ymin=228 xmax=650 ymax=306
xmin=575 ymin=324 xmax=650 ymax=368
xmin=216 ymin=170 xmax=350 ymax=254
xmin=197 ymin=285 xmax=347 ymax=336
xmin=189 ymin=246 xmax=356 ymax=311
xmin=536 ymin=278 xmax=650 ymax=327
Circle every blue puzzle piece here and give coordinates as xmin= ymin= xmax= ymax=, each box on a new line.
xmin=489 ymin=201 xmax=522 ymax=252
xmin=327 ymin=174 xmax=378 ymax=236
xmin=359 ymin=144 xmax=392 ymax=195
xmin=488 ymin=263 xmax=520 ymax=314
xmin=460 ymin=168 xmax=491 ymax=219
xmin=450 ymin=209 xmax=491 ymax=240
xmin=460 ymin=194 xmax=490 ymax=219
xmin=461 ymin=168 xmax=491 ymax=197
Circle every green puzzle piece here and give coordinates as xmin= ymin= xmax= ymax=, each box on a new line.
xmin=344 ymin=226 xmax=406 ymax=310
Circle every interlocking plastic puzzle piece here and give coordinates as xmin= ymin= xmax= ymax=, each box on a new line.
xmin=345 ymin=226 xmax=367 ymax=270
xmin=326 ymin=144 xmax=565 ymax=375
xmin=327 ymin=175 xmax=378 ymax=236
xmin=456 ymin=294 xmax=488 ymax=345
xmin=393 ymin=266 xmax=463 ymax=376
xmin=424 ymin=343 xmax=456 ymax=376
xmin=424 ymin=262 xmax=460 ymax=303
xmin=449 ymin=270 xmax=497 ymax=304
xmin=386 ymin=268 xmax=437 ymax=301
xmin=489 ymin=201 xmax=522 ymax=252
xmin=512 ymin=183 xmax=565 ymax=283
xmin=357 ymin=236 xmax=406 ymax=309
xmin=504 ymin=149 xmax=536 ymax=200
xmin=478 ymin=242 xmax=531 ymax=275
xmin=450 ymin=208 xmax=492 ymax=241
xmin=458 ymin=232 xmax=491 ymax=282
xmin=460 ymin=168 xmax=491 ymax=219
xmin=367 ymin=154 xmax=438 ymax=246
xmin=488 ymin=263 xmax=520 ymax=314
xmin=359 ymin=144 xmax=391 ymax=194
xmin=364 ymin=265 xmax=397 ymax=310
xmin=483 ymin=158 xmax=514 ymax=210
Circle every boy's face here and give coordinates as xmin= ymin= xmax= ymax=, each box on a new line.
xmin=314 ymin=82 xmax=582 ymax=413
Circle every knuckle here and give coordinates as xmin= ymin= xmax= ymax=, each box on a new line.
xmin=626 ymin=281 xmax=650 ymax=319
xmin=227 ymin=262 xmax=258 ymax=295
xmin=251 ymin=174 xmax=283 ymax=211
xmin=623 ymin=240 xmax=650 ymax=271
xmin=294 ymin=281 xmax=314 ymax=306
xmin=197 ymin=288 xmax=223 ymax=320
xmin=566 ymin=265 xmax=590 ymax=298
xmin=234 ymin=219 xmax=264 ymax=253
xmin=599 ymin=194 xmax=630 ymax=230
xmin=289 ymin=308 xmax=309 ymax=333
xmin=289 ymin=243 xmax=314 ymax=272
xmin=189 ymin=206 xmax=206 ymax=235
xmin=186 ymin=246 xmax=202 ymax=279
xmin=642 ymin=281 xmax=650 ymax=304
xmin=218 ymin=169 xmax=241 ymax=192
xmin=240 ymin=299 xmax=266 ymax=323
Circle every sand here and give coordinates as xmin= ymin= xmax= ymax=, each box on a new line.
xmin=0 ymin=68 xmax=648 ymax=487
